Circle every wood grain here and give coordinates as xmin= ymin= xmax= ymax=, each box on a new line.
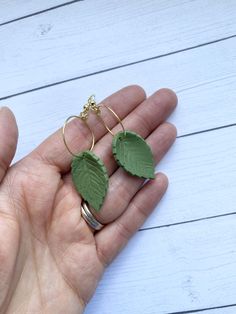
xmin=85 ymin=215 xmax=236 ymax=314
xmin=0 ymin=0 xmax=75 ymax=25
xmin=0 ymin=0 xmax=236 ymax=97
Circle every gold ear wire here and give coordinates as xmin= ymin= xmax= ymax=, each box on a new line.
xmin=62 ymin=115 xmax=95 ymax=157
xmin=98 ymin=104 xmax=125 ymax=136
xmin=62 ymin=95 xmax=125 ymax=156
xmin=84 ymin=95 xmax=125 ymax=136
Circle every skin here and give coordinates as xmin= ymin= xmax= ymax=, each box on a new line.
xmin=0 ymin=86 xmax=177 ymax=313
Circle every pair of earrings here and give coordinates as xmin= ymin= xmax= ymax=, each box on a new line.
xmin=63 ymin=95 xmax=155 ymax=212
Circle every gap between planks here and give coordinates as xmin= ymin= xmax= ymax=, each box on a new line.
xmin=168 ymin=302 xmax=236 ymax=313
xmin=140 ymin=210 xmax=236 ymax=233
xmin=1 ymin=35 xmax=236 ymax=139
xmin=86 ymin=214 xmax=236 ymax=313
xmin=0 ymin=0 xmax=84 ymax=27
xmin=1 ymin=0 xmax=236 ymax=97
xmin=1 ymin=34 xmax=236 ymax=102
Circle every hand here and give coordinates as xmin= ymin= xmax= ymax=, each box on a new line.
xmin=0 ymin=86 xmax=177 ymax=314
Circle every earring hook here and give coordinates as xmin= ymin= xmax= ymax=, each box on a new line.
xmin=62 ymin=115 xmax=95 ymax=157
xmin=62 ymin=95 xmax=124 ymax=156
xmin=97 ymin=104 xmax=125 ymax=136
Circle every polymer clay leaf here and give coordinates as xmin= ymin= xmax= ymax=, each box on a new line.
xmin=71 ymin=151 xmax=108 ymax=211
xmin=112 ymin=131 xmax=155 ymax=179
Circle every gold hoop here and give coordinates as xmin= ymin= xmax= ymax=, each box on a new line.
xmin=62 ymin=115 xmax=95 ymax=157
xmin=98 ymin=104 xmax=125 ymax=136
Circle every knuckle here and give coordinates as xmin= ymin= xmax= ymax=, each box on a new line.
xmin=116 ymin=220 xmax=132 ymax=242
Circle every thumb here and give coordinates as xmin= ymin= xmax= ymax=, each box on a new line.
xmin=0 ymin=107 xmax=18 ymax=183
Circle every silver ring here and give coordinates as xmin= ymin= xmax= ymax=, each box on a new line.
xmin=81 ymin=201 xmax=104 ymax=231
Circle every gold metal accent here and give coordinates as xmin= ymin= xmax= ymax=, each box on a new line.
xmin=85 ymin=95 xmax=125 ymax=136
xmin=80 ymin=95 xmax=125 ymax=136
xmin=62 ymin=115 xmax=95 ymax=157
xmin=62 ymin=95 xmax=125 ymax=156
xmin=79 ymin=95 xmax=101 ymax=120
xmin=98 ymin=104 xmax=125 ymax=136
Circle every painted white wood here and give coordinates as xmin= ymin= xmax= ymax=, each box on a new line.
xmin=200 ymin=308 xmax=236 ymax=314
xmin=0 ymin=0 xmax=73 ymax=25
xmin=143 ymin=125 xmax=236 ymax=229
xmin=2 ymin=37 xmax=236 ymax=161
xmin=85 ymin=215 xmax=236 ymax=314
xmin=1 ymin=2 xmax=235 ymax=312
xmin=1 ymin=0 xmax=236 ymax=97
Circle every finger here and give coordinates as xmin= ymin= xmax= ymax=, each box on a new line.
xmin=93 ymin=88 xmax=177 ymax=175
xmin=31 ymin=85 xmax=146 ymax=173
xmin=95 ymin=173 xmax=168 ymax=266
xmin=0 ymin=107 xmax=18 ymax=182
xmin=95 ymin=122 xmax=176 ymax=223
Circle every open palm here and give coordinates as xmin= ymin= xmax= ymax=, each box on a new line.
xmin=0 ymin=86 xmax=177 ymax=314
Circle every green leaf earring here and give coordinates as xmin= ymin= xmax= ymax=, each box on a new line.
xmin=112 ymin=130 xmax=155 ymax=179
xmin=62 ymin=98 xmax=108 ymax=212
xmin=92 ymin=102 xmax=155 ymax=180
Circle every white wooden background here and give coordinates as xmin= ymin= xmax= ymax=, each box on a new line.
xmin=1 ymin=1 xmax=236 ymax=313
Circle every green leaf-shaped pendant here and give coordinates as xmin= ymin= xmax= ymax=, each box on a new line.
xmin=71 ymin=151 xmax=108 ymax=211
xmin=112 ymin=131 xmax=155 ymax=179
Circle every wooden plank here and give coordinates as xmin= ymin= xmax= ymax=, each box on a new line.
xmin=85 ymin=215 xmax=236 ymax=314
xmin=2 ymin=37 xmax=236 ymax=158
xmin=0 ymin=0 xmax=236 ymax=97
xmin=0 ymin=0 xmax=74 ymax=25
